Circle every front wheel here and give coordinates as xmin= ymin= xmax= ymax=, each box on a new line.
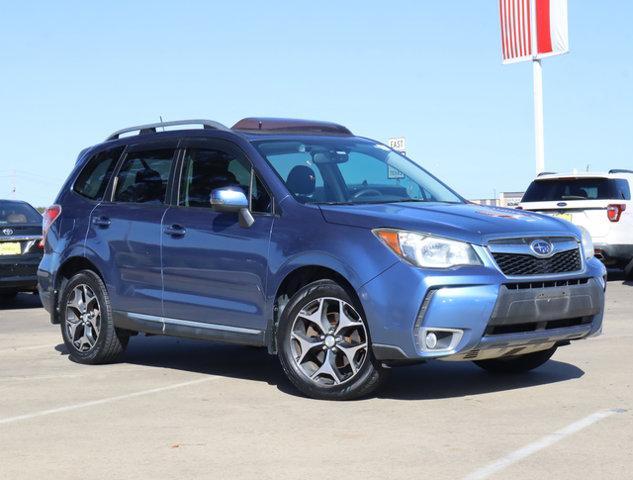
xmin=59 ymin=270 xmax=129 ymax=364
xmin=277 ymin=279 xmax=388 ymax=400
xmin=473 ymin=346 xmax=557 ymax=374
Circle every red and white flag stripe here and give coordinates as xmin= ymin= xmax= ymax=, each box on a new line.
xmin=499 ymin=0 xmax=569 ymax=64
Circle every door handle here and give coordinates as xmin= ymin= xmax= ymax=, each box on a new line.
xmin=164 ymin=224 xmax=186 ymax=237
xmin=92 ymin=216 xmax=111 ymax=227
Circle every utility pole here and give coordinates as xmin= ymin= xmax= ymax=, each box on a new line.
xmin=10 ymin=169 xmax=16 ymax=199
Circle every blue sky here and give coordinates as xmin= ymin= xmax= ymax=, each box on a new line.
xmin=1 ymin=0 xmax=631 ymax=206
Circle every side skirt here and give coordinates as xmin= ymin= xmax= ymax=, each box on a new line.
xmin=112 ymin=311 xmax=266 ymax=347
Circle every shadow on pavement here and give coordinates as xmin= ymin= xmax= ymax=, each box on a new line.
xmin=0 ymin=292 xmax=42 ymax=310
xmin=74 ymin=334 xmax=584 ymax=401
xmin=377 ymin=359 xmax=583 ymax=400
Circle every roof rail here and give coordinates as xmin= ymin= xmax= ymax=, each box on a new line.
xmin=609 ymin=169 xmax=633 ymax=175
xmin=106 ymin=119 xmax=230 ymax=141
xmin=232 ymin=117 xmax=352 ymax=135
xmin=537 ymin=171 xmax=557 ymax=176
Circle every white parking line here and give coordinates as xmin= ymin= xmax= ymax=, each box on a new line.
xmin=0 ymin=344 xmax=56 ymax=354
xmin=463 ymin=408 xmax=624 ymax=480
xmin=0 ymin=376 xmax=218 ymax=425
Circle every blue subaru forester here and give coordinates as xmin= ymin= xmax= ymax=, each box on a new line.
xmin=38 ymin=118 xmax=606 ymax=400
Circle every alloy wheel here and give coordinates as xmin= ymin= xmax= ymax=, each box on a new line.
xmin=65 ymin=284 xmax=101 ymax=352
xmin=289 ymin=297 xmax=368 ymax=386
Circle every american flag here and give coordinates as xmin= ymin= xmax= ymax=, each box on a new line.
xmin=499 ymin=0 xmax=569 ymax=64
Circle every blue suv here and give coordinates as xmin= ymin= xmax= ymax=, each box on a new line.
xmin=38 ymin=118 xmax=606 ymax=400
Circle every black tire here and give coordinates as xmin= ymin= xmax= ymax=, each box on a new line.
xmin=277 ymin=279 xmax=388 ymax=400
xmin=59 ymin=270 xmax=128 ymax=364
xmin=624 ymin=258 xmax=633 ymax=280
xmin=0 ymin=291 xmax=18 ymax=300
xmin=473 ymin=346 xmax=557 ymax=374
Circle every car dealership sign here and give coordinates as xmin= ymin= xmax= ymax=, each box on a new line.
xmin=498 ymin=0 xmax=569 ymax=175
xmin=499 ymin=0 xmax=569 ymax=64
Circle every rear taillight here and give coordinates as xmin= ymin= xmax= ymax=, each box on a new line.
xmin=40 ymin=204 xmax=62 ymax=248
xmin=607 ymin=204 xmax=626 ymax=222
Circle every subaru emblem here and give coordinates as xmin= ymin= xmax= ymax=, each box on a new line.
xmin=2 ymin=228 xmax=14 ymax=236
xmin=530 ymin=239 xmax=553 ymax=257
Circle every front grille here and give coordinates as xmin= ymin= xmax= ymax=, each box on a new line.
xmin=492 ymin=248 xmax=581 ymax=276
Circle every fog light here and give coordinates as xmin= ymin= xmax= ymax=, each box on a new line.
xmin=417 ymin=327 xmax=464 ymax=353
xmin=425 ymin=332 xmax=438 ymax=349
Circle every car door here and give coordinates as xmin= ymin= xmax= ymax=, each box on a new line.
xmin=87 ymin=140 xmax=178 ymax=321
xmin=161 ymin=138 xmax=274 ymax=342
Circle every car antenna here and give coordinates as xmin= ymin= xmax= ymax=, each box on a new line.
xmin=159 ymin=116 xmax=166 ymax=132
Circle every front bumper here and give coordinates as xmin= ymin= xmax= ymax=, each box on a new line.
xmin=361 ymin=257 xmax=606 ymax=362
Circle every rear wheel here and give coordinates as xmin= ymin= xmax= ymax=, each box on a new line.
xmin=277 ymin=279 xmax=388 ymax=400
xmin=59 ymin=270 xmax=128 ymax=364
xmin=473 ymin=346 xmax=557 ymax=374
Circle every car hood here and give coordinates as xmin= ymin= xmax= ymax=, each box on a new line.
xmin=318 ymin=202 xmax=579 ymax=245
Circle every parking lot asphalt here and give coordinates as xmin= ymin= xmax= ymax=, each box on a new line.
xmin=1 ymin=278 xmax=631 ymax=480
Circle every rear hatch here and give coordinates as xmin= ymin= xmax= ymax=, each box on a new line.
xmin=519 ymin=176 xmax=630 ymax=238
xmin=0 ymin=201 xmax=43 ymax=258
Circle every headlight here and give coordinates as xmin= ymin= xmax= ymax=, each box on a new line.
xmin=579 ymin=226 xmax=594 ymax=259
xmin=373 ymin=229 xmax=482 ymax=268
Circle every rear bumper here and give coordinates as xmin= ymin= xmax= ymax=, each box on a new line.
xmin=593 ymin=243 xmax=633 ymax=267
xmin=362 ymin=257 xmax=606 ymax=362
xmin=0 ymin=255 xmax=41 ymax=292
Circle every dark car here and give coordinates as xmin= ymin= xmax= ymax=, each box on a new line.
xmin=38 ymin=118 xmax=605 ymax=400
xmin=0 ymin=199 xmax=43 ymax=299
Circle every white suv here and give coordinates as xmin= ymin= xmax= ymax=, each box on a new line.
xmin=519 ymin=170 xmax=633 ymax=278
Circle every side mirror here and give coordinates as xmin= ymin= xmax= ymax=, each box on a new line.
xmin=210 ymin=187 xmax=255 ymax=228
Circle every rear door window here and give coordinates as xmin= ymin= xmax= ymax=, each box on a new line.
xmin=113 ymin=149 xmax=175 ymax=204
xmin=522 ymin=178 xmax=632 ymax=202
xmin=74 ymin=147 xmax=124 ymax=201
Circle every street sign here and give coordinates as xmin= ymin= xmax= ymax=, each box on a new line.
xmin=388 ymin=137 xmax=406 ymax=154
xmin=387 ymin=137 xmax=406 ymax=179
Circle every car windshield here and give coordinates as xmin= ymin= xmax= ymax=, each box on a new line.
xmin=522 ymin=178 xmax=631 ymax=202
xmin=0 ymin=201 xmax=41 ymax=225
xmin=254 ymin=138 xmax=464 ymax=205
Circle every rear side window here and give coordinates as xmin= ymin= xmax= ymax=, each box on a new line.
xmin=74 ymin=147 xmax=124 ymax=200
xmin=113 ymin=149 xmax=174 ymax=204
xmin=522 ymin=178 xmax=632 ymax=202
